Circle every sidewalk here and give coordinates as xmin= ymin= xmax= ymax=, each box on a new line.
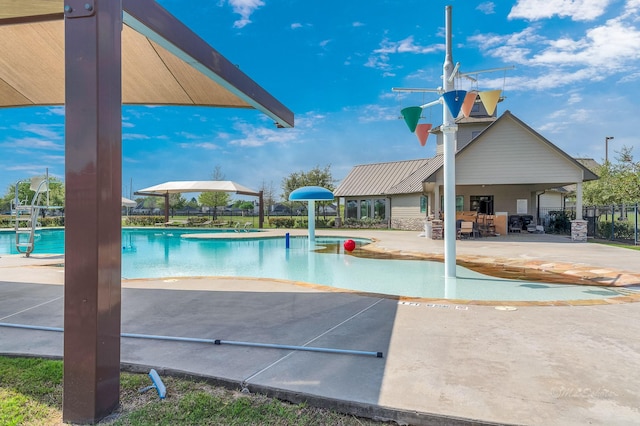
xmin=1 ymin=231 xmax=639 ymax=425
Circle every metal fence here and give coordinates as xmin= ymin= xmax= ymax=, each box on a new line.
xmin=538 ymin=204 xmax=639 ymax=244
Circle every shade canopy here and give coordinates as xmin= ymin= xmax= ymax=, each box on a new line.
xmin=288 ymin=186 xmax=334 ymax=201
xmin=121 ymin=197 xmax=137 ymax=208
xmin=0 ymin=0 xmax=294 ymax=128
xmin=137 ymin=180 xmax=260 ymax=197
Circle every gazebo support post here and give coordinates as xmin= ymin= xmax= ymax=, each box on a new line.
xmin=259 ymin=190 xmax=264 ymax=228
xmin=63 ymin=0 xmax=123 ymax=423
xmin=164 ymin=192 xmax=169 ymax=224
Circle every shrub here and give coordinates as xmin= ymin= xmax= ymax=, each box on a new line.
xmin=268 ymin=217 xmax=295 ymax=228
xmin=547 ymin=210 xmax=574 ymax=234
xmin=125 ymin=216 xmax=165 ymax=226
xmin=343 ymin=217 xmax=387 ymax=229
xmin=597 ymin=220 xmax=636 ymax=240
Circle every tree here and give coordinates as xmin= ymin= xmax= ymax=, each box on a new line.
xmin=584 ymin=146 xmax=640 ymax=205
xmin=2 ymin=176 xmax=65 ymax=213
xmin=158 ymin=193 xmax=186 ymax=216
xmin=281 ymin=165 xmax=335 ymax=218
xmin=186 ymin=197 xmax=199 ymax=208
xmin=198 ymin=165 xmax=231 ymax=219
xmin=259 ymin=180 xmax=277 ymax=217
xmin=142 ymin=196 xmax=157 ymax=211
xmin=233 ymin=200 xmax=254 ymax=216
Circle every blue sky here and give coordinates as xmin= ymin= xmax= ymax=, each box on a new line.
xmin=1 ymin=0 xmax=639 ymax=201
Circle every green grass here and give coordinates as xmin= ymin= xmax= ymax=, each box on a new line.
xmin=0 ymin=357 xmax=63 ymax=426
xmin=592 ymin=240 xmax=640 ymax=251
xmin=0 ymin=356 xmax=381 ymax=425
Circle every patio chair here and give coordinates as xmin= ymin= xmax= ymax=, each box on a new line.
xmin=508 ymin=216 xmax=522 ymax=233
xmin=457 ymin=221 xmax=476 ymax=239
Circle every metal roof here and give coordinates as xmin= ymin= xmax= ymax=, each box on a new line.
xmin=335 ymin=111 xmax=599 ymax=199
xmin=386 ymin=156 xmax=444 ymax=194
xmin=333 ymin=158 xmax=431 ymax=197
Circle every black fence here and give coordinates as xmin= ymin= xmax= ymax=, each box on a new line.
xmin=538 ymin=204 xmax=639 ymax=244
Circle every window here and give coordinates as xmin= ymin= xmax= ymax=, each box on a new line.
xmin=374 ymin=199 xmax=386 ymax=219
xmin=440 ymin=195 xmax=464 ymax=212
xmin=360 ymin=199 xmax=371 ymax=219
xmin=470 ymin=195 xmax=494 ymax=215
xmin=420 ymin=196 xmax=428 ymax=213
xmin=346 ymin=200 xmax=357 ymax=219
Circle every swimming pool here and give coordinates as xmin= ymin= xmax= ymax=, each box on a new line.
xmin=0 ymin=228 xmax=623 ymax=301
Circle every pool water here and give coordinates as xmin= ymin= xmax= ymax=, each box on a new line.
xmin=0 ymin=228 xmax=623 ymax=301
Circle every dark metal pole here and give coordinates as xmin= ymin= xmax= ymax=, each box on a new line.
xmin=63 ymin=0 xmax=122 ymax=422
xmin=259 ymin=190 xmax=264 ymax=228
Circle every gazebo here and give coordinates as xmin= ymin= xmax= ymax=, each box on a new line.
xmin=136 ymin=180 xmax=264 ymax=227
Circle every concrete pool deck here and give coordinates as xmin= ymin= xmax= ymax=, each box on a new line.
xmin=1 ymin=230 xmax=640 ymax=425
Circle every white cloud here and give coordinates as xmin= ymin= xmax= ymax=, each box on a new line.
xmin=179 ymin=142 xmax=220 ymax=150
xmin=227 ymin=112 xmax=323 ymax=147
xmin=291 ymin=23 xmax=302 ymax=29
xmin=366 ymin=36 xmax=442 ymax=71
xmin=15 ymin=123 xmax=63 ymax=141
xmin=39 ymin=154 xmax=65 ymax=163
xmin=123 ymin=133 xmax=151 ymax=141
xmin=508 ymin=0 xmax=611 ymax=21
xmin=469 ymin=13 xmax=640 ymax=91
xmin=353 ymin=21 xmax=365 ymax=27
xmin=227 ymin=0 xmax=265 ymax=28
xmin=44 ymin=106 xmax=65 ymax=116
xmin=1 ymin=137 xmax=63 ymax=151
xmin=619 ymin=71 xmax=640 ymax=83
xmin=477 ymin=2 xmax=496 ymax=14
xmin=567 ymin=92 xmax=583 ymax=104
xmin=352 ymin=104 xmax=399 ymax=123
xmin=522 ymin=20 xmax=640 ymax=72
xmin=7 ymin=164 xmax=59 ymax=172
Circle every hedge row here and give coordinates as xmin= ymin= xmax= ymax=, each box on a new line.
xmin=597 ymin=220 xmax=638 ymax=239
xmin=0 ymin=215 xmax=64 ymax=228
xmin=267 ymin=217 xmax=335 ymax=229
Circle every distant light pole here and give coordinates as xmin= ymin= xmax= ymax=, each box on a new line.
xmin=605 ymin=136 xmax=614 ymax=163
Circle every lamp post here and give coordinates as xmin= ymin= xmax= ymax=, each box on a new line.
xmin=605 ymin=136 xmax=614 ymax=163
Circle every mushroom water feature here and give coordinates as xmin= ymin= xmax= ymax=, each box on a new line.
xmin=288 ymin=186 xmax=334 ymax=244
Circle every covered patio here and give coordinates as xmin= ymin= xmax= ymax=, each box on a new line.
xmin=0 ymin=0 xmax=293 ymax=423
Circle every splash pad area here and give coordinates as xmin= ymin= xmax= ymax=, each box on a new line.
xmin=0 ymin=228 xmax=632 ymax=302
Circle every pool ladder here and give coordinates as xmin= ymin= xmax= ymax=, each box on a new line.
xmin=13 ymin=177 xmax=49 ymax=257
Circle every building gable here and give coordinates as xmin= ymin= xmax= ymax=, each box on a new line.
xmin=447 ymin=111 xmax=598 ymax=185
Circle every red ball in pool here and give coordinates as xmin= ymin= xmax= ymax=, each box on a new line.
xmin=343 ymin=239 xmax=356 ymax=252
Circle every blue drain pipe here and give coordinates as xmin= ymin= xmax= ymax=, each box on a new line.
xmin=0 ymin=322 xmax=383 ymax=358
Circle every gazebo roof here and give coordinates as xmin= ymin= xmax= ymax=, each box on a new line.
xmin=137 ymin=180 xmax=260 ymax=197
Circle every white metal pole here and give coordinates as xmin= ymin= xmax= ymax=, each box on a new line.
xmin=308 ymin=200 xmax=316 ymax=243
xmin=442 ymin=5 xmax=457 ymax=278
